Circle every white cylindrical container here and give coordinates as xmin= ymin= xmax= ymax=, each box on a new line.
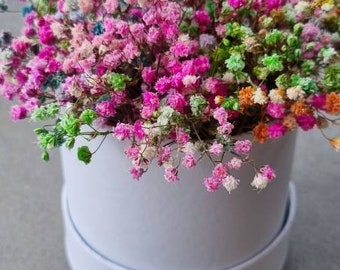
xmin=61 ymin=132 xmax=296 ymax=270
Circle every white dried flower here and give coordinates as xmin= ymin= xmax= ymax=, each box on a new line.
xmin=251 ymin=173 xmax=269 ymax=189
xmin=268 ymin=89 xmax=285 ymax=103
xmin=286 ymin=86 xmax=305 ymax=100
xmin=252 ymin=88 xmax=268 ymax=105
xmin=223 ymin=175 xmax=240 ymax=193
xmin=294 ymin=1 xmax=310 ymax=13
xmin=182 ymin=75 xmax=199 ymax=87
xmin=222 ymin=72 xmax=235 ymax=83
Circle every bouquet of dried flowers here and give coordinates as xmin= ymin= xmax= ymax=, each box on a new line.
xmin=0 ymin=0 xmax=339 ymax=193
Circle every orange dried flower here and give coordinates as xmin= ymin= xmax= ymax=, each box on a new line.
xmin=290 ymin=100 xmax=311 ymax=116
xmin=325 ymin=92 xmax=340 ymax=115
xmin=329 ymin=137 xmax=340 ymax=152
xmin=253 ymin=122 xmax=269 ymax=143
xmin=214 ymin=95 xmax=224 ymax=105
xmin=238 ymin=86 xmax=254 ymax=109
xmin=283 ymin=114 xmax=297 ymax=131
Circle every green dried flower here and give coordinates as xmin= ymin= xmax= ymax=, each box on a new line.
xmin=190 ymin=95 xmax=208 ymax=117
xmin=275 ymin=74 xmax=290 ymax=88
xmin=253 ymin=66 xmax=269 ymax=80
xmin=80 ymin=109 xmax=97 ymax=125
xmin=319 ymin=48 xmax=337 ymax=64
xmin=262 ymin=54 xmax=283 ymax=72
xmin=265 ymin=29 xmax=284 ymax=46
xmin=286 ymin=34 xmax=300 ymax=48
xmin=293 ymin=23 xmax=304 ymax=35
xmin=221 ymin=96 xmax=240 ymax=110
xmin=225 ymin=53 xmax=245 ymax=72
xmin=301 ymin=60 xmax=316 ymax=75
xmin=107 ymin=72 xmax=131 ymax=91
xmin=300 ymin=77 xmax=318 ymax=94
xmin=77 ymin=146 xmax=92 ymax=165
xmin=31 ymin=103 xmax=59 ymax=121
xmin=60 ymin=114 xmax=80 ymax=136
xmin=323 ymin=64 xmax=340 ymax=91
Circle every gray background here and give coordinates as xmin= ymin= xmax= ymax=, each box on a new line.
xmin=0 ymin=2 xmax=339 ymax=270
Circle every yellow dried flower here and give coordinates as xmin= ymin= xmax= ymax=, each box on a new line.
xmin=329 ymin=137 xmax=340 ymax=151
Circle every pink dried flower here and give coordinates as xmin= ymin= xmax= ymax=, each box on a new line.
xmin=227 ymin=0 xmax=246 ymax=9
xmin=194 ymin=10 xmax=211 ymax=26
xmin=213 ymin=107 xmax=229 ymax=125
xmin=301 ymin=23 xmax=320 ymax=42
xmin=167 ymin=93 xmax=187 ymax=113
xmin=143 ymin=91 xmax=160 ymax=109
xmin=164 ymin=166 xmax=179 ymax=182
xmin=296 ymin=114 xmax=316 ymax=131
xmin=104 ymin=0 xmax=119 ymax=13
xmin=38 ymin=25 xmax=54 ymax=45
xmin=113 ymin=123 xmax=133 ymax=141
xmin=157 ymin=146 xmax=172 ymax=166
xmin=133 ymin=121 xmax=145 ymax=140
xmin=77 ymin=0 xmax=94 ymax=13
xmin=130 ymin=166 xmax=144 ymax=180
xmin=227 ymin=158 xmax=243 ymax=170
xmin=311 ymin=94 xmax=326 ymax=110
xmin=124 ymin=145 xmax=140 ymax=159
xmin=217 ymin=123 xmax=234 ymax=135
xmin=260 ymin=165 xmax=276 ymax=181
xmin=10 ymin=105 xmax=27 ymax=121
xmin=209 ymin=141 xmax=223 ymax=156
xmin=266 ymin=102 xmax=286 ymax=119
xmin=142 ymin=67 xmax=157 ymax=84
xmin=268 ymin=122 xmax=286 ymax=139
xmin=182 ymin=152 xmax=197 ymax=168
xmin=234 ymin=140 xmax=252 ymax=155
xmin=155 ymin=76 xmax=171 ymax=94
xmin=95 ymin=101 xmax=116 ymax=117
xmin=212 ymin=163 xmax=228 ymax=180
xmin=176 ymin=129 xmax=190 ymax=145
xmin=204 ymin=177 xmax=220 ymax=192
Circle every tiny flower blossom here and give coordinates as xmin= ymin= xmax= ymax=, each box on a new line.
xmin=209 ymin=141 xmax=223 ymax=156
xmin=213 ymin=107 xmax=228 ymax=125
xmin=182 ymin=152 xmax=197 ymax=168
xmin=10 ymin=105 xmax=27 ymax=121
xmin=204 ymin=177 xmax=220 ymax=192
xmin=96 ymin=101 xmax=116 ymax=117
xmin=124 ymin=145 xmax=140 ymax=159
xmin=252 ymin=88 xmax=268 ymax=105
xmin=176 ymin=129 xmax=190 ymax=145
xmin=266 ymin=102 xmax=286 ymax=119
xmin=286 ymin=86 xmax=305 ymax=100
xmin=113 ymin=123 xmax=133 ymax=141
xmin=251 ymin=173 xmax=269 ymax=189
xmin=329 ymin=137 xmax=340 ymax=152
xmin=157 ymin=146 xmax=172 ymax=166
xmin=268 ymin=122 xmax=286 ymax=139
xmin=222 ymin=175 xmax=240 ymax=193
xmin=296 ymin=114 xmax=316 ymax=131
xmin=268 ymin=89 xmax=285 ymax=103
xmin=212 ymin=163 xmax=228 ymax=180
xmin=130 ymin=166 xmax=144 ymax=180
xmin=227 ymin=158 xmax=243 ymax=170
xmin=164 ymin=166 xmax=179 ymax=182
xmin=259 ymin=165 xmax=276 ymax=181
xmin=217 ymin=123 xmax=234 ymax=135
xmin=234 ymin=140 xmax=252 ymax=155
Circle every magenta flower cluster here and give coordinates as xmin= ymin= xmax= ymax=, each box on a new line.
xmin=0 ymin=0 xmax=339 ymax=193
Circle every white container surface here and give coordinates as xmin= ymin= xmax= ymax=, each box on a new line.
xmin=61 ymin=132 xmax=296 ymax=270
